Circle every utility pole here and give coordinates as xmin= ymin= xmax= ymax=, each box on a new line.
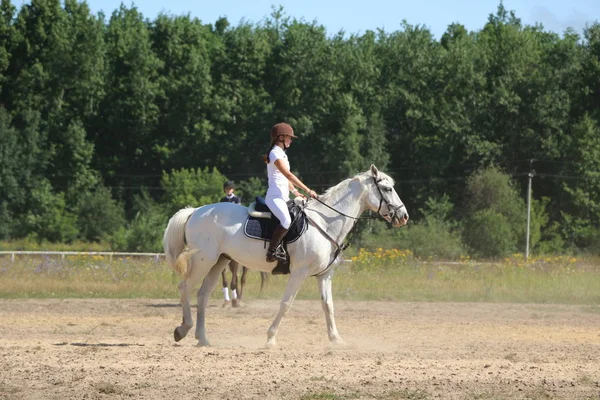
xmin=525 ymin=159 xmax=536 ymax=260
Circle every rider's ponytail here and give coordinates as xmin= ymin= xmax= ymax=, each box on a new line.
xmin=262 ymin=142 xmax=276 ymax=164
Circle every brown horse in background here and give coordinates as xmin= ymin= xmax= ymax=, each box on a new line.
xmin=221 ymin=261 xmax=267 ymax=307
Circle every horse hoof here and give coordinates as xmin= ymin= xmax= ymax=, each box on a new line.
xmin=232 ymin=299 xmax=245 ymax=308
xmin=174 ymin=327 xmax=184 ymax=342
xmin=222 ymin=300 xmax=231 ymax=308
xmin=264 ymin=339 xmax=277 ymax=349
xmin=196 ymin=340 xmax=210 ymax=347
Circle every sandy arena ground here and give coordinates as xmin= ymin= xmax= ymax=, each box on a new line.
xmin=0 ymin=298 xmax=599 ymax=399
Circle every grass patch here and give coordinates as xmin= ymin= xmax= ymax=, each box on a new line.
xmin=1 ymin=253 xmax=599 ymax=304
xmin=0 ymin=239 xmax=109 ymax=252
xmin=0 ymin=254 xmax=177 ymax=298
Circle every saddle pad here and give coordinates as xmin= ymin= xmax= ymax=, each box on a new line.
xmin=244 ymin=214 xmax=307 ymax=243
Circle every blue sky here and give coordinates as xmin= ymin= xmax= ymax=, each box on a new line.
xmin=79 ymin=0 xmax=598 ymax=38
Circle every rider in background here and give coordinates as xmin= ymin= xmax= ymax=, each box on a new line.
xmin=220 ymin=180 xmax=242 ymax=305
xmin=262 ymin=122 xmax=317 ymax=263
xmin=221 ymin=180 xmax=241 ymax=204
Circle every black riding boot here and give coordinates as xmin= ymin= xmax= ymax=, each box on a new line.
xmin=266 ymin=225 xmax=289 ymax=262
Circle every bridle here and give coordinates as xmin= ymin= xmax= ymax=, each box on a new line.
xmin=372 ymin=177 xmax=405 ymax=222
xmin=304 ymin=174 xmax=405 ymax=276
xmin=312 ymin=176 xmax=404 ymax=222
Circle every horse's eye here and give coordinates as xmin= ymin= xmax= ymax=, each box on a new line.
xmin=384 ymin=187 xmax=392 ymax=192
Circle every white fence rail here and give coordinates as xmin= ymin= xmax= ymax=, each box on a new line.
xmin=0 ymin=251 xmax=475 ymax=265
xmin=0 ymin=251 xmax=164 ymax=262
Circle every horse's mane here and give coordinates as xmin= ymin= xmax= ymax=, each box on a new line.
xmin=318 ymin=170 xmax=395 ymax=203
xmin=318 ymin=178 xmax=353 ymax=203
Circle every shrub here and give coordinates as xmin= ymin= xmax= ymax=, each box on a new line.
xmin=74 ymin=186 xmax=126 ymax=242
xmin=463 ymin=209 xmax=516 ymax=258
xmin=397 ymin=218 xmax=466 ymax=259
xmin=16 ymin=182 xmax=79 ymax=243
xmin=108 ymin=192 xmax=168 ymax=252
xmin=160 ymin=167 xmax=226 ymax=215
xmin=462 ymin=167 xmax=526 ymax=258
xmin=354 ymin=195 xmax=465 ymax=260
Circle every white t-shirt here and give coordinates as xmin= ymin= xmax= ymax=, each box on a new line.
xmin=266 ymin=146 xmax=290 ymax=201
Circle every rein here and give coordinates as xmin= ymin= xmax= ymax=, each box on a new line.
xmin=312 ymin=197 xmax=377 ymax=221
xmin=303 ymin=176 xmax=399 ymax=277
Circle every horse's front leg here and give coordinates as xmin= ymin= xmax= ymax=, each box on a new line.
xmin=318 ymin=269 xmax=345 ymax=345
xmin=174 ymin=279 xmax=193 ymax=342
xmin=239 ymin=266 xmax=248 ymax=301
xmin=221 ymin=268 xmax=231 ymax=307
xmin=195 ymin=258 xmax=228 ymax=346
xmin=266 ymin=267 xmax=310 ymax=348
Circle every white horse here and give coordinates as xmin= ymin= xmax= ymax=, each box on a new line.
xmin=163 ymin=165 xmax=408 ymax=347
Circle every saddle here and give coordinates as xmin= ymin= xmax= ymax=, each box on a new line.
xmin=245 ymin=197 xmax=307 ymax=243
xmin=244 ymin=197 xmax=308 ymax=275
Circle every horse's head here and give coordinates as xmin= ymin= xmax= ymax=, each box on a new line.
xmin=365 ymin=164 xmax=409 ymax=227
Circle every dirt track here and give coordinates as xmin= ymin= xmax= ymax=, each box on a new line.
xmin=0 ymin=298 xmax=599 ymax=399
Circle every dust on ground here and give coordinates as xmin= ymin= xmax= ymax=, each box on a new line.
xmin=0 ymin=298 xmax=599 ymax=399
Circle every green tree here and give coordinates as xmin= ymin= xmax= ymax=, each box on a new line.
xmin=377 ymin=22 xmax=446 ymax=206
xmin=0 ymin=108 xmax=18 ymax=239
xmin=7 ymin=0 xmax=101 ymax=196
xmin=207 ymin=22 xmax=274 ymax=176
xmin=51 ymin=0 xmax=105 ymax=200
xmin=559 ymin=115 xmax=600 ymax=249
xmin=150 ymin=14 xmax=215 ymax=171
xmin=235 ymin=176 xmax=267 ymax=204
xmin=160 ymin=167 xmax=227 ymax=215
xmin=94 ymin=4 xmax=161 ymax=207
xmin=0 ymin=0 xmax=16 ymax=94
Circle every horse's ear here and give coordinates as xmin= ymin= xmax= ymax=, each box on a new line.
xmin=370 ymin=164 xmax=379 ymax=178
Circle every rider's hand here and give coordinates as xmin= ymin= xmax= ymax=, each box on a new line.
xmin=309 ymin=189 xmax=318 ymax=199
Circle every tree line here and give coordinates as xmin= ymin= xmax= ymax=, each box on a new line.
xmin=1 ymin=0 xmax=599 ymax=257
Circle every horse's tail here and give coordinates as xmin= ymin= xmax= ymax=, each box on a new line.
xmin=163 ymin=207 xmax=196 ymax=277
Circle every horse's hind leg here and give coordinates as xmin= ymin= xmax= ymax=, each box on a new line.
xmin=195 ymin=256 xmax=230 ymax=346
xmin=318 ymin=269 xmax=345 ymax=345
xmin=266 ymin=267 xmax=310 ymax=348
xmin=174 ymin=251 xmax=217 ymax=342
xmin=174 ymin=279 xmax=194 ymax=342
xmin=174 ymin=265 xmax=205 ymax=342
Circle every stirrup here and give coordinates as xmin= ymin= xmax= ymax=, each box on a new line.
xmin=266 ymin=245 xmax=287 ymax=262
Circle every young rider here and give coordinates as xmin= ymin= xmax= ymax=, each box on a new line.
xmin=262 ymin=122 xmax=317 ymax=262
